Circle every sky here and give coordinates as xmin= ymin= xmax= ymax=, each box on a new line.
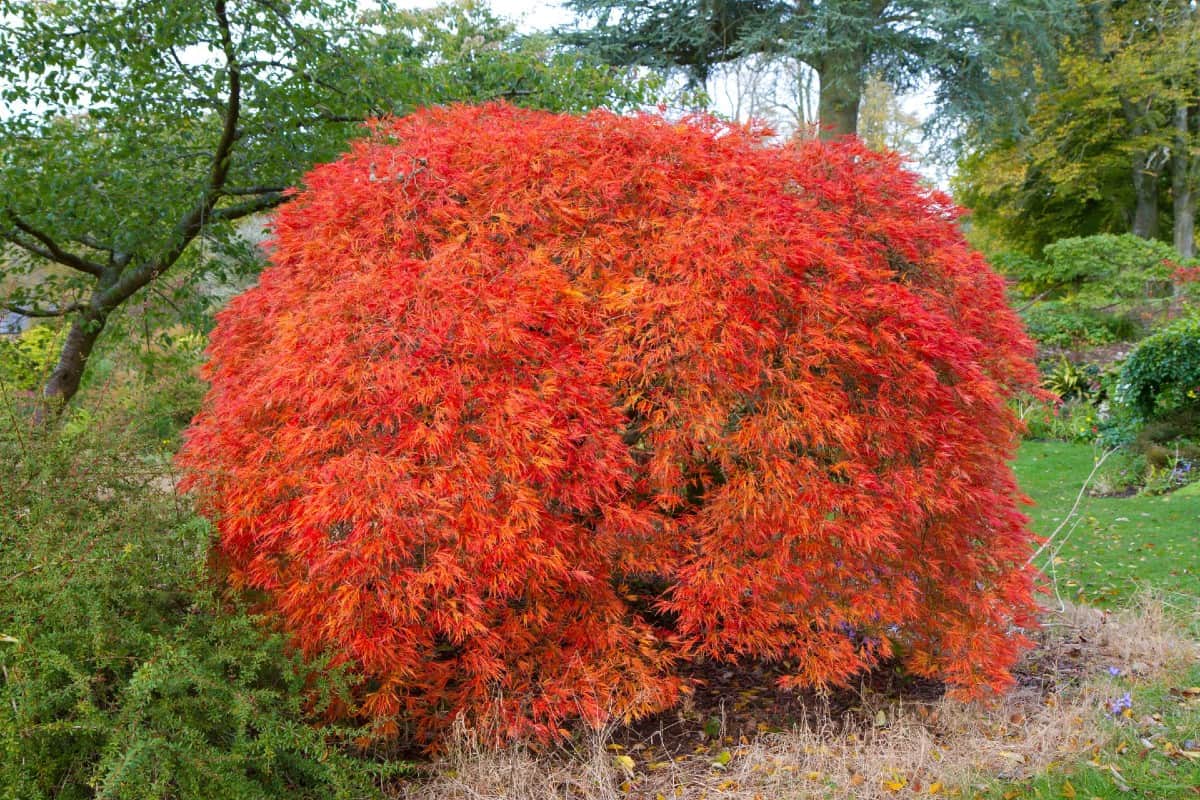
xmin=491 ymin=0 xmax=576 ymax=28
xmin=404 ymin=0 xmax=575 ymax=30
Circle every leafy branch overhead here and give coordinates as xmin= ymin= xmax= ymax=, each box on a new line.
xmin=0 ymin=0 xmax=653 ymax=409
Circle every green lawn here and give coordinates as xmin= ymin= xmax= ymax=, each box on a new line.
xmin=1014 ymin=441 xmax=1200 ymax=608
xmin=988 ymin=442 xmax=1200 ymax=800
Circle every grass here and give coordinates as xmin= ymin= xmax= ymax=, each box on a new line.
xmin=980 ymin=664 xmax=1200 ymax=800
xmin=993 ymin=442 xmax=1200 ymax=800
xmin=1014 ymin=441 xmax=1200 ymax=609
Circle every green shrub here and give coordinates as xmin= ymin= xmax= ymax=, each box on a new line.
xmin=1089 ymin=450 xmax=1147 ymax=496
xmin=1132 ymin=405 xmax=1200 ymax=452
xmin=1087 ymin=434 xmax=1200 ymax=495
xmin=1095 ymin=399 xmax=1141 ymax=450
xmin=1020 ymin=396 xmax=1100 ymax=443
xmin=1022 ymin=302 xmax=1138 ymax=348
xmin=1138 ymin=445 xmax=1200 ymax=495
xmin=1040 ymin=358 xmax=1100 ymax=402
xmin=1037 ymin=234 xmax=1181 ymax=305
xmin=990 ymin=251 xmax=1044 ymax=284
xmin=0 ymin=325 xmax=64 ymax=392
xmin=1006 ymin=234 xmax=1197 ymax=349
xmin=1117 ymin=314 xmax=1200 ymax=419
xmin=127 ymin=334 xmax=209 ymax=445
xmin=0 ymin=397 xmax=402 ymax=799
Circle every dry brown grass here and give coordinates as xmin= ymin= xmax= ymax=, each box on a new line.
xmin=400 ymin=595 xmax=1199 ymax=800
xmin=1048 ymin=592 xmax=1200 ymax=677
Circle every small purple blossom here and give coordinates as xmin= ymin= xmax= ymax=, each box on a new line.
xmin=1107 ymin=666 xmax=1121 ymax=677
xmin=1109 ymin=692 xmax=1132 ymax=716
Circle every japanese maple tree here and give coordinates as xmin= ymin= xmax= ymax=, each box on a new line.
xmin=179 ymin=103 xmax=1042 ymax=746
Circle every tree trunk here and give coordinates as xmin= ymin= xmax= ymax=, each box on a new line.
xmin=1172 ymin=104 xmax=1196 ymax=258
xmin=1173 ymin=170 xmax=1196 ymax=259
xmin=816 ymin=54 xmax=865 ymax=140
xmin=1120 ymin=92 xmax=1166 ymax=240
xmin=1131 ymin=149 xmax=1161 ymax=239
xmin=42 ymin=307 xmax=108 ymax=412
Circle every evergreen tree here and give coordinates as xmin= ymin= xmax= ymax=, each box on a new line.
xmin=565 ymin=0 xmax=1077 ymax=139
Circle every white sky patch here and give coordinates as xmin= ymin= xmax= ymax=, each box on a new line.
xmin=401 ymin=0 xmax=575 ymax=29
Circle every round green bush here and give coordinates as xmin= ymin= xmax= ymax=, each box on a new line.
xmin=1118 ymin=314 xmax=1200 ymax=418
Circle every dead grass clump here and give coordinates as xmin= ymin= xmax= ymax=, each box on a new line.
xmin=401 ymin=720 xmax=622 ymax=800
xmin=589 ymin=681 xmax=1106 ymax=799
xmin=400 ymin=594 xmax=1199 ymax=799
xmin=1046 ymin=592 xmax=1200 ymax=679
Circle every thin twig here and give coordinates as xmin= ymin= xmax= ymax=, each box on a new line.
xmin=1026 ymin=447 xmax=1116 ymax=571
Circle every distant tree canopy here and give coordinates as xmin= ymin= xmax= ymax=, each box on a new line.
xmin=564 ymin=0 xmax=1078 ymax=139
xmin=858 ymin=75 xmax=924 ymax=159
xmin=955 ymin=0 xmax=1200 ymax=259
xmin=0 ymin=0 xmax=652 ymax=410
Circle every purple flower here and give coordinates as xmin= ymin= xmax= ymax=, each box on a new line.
xmin=1107 ymin=666 xmax=1121 ymax=677
xmin=1109 ymin=692 xmax=1132 ymax=716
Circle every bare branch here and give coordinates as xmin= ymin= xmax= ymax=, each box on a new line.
xmin=4 ymin=302 xmax=85 ymax=318
xmin=3 ymin=212 xmax=105 ymax=277
xmin=223 ymin=185 xmax=288 ymax=196
xmin=210 ymin=192 xmax=289 ymax=222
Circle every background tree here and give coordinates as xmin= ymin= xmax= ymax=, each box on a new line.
xmin=1071 ymin=0 xmax=1198 ymax=245
xmin=563 ymin=0 xmax=1077 ymax=139
xmin=857 ymin=74 xmax=924 ymax=159
xmin=0 ymin=0 xmax=651 ymax=410
xmin=956 ymin=0 xmax=1199 ymax=257
xmin=953 ymin=74 xmax=1137 ymax=255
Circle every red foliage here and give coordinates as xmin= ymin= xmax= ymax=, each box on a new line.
xmin=1168 ymin=259 xmax=1200 ymax=285
xmin=179 ymin=103 xmax=1042 ymax=746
